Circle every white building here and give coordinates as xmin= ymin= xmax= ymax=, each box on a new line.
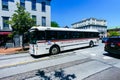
xmin=72 ymin=18 xmax=107 ymax=38
xmin=0 ymin=0 xmax=52 ymax=34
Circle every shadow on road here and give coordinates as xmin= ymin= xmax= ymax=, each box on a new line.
xmin=31 ymin=54 xmax=51 ymax=58
xmin=36 ymin=69 xmax=76 ymax=80
xmin=61 ymin=45 xmax=98 ymax=54
xmin=103 ymin=53 xmax=120 ymax=59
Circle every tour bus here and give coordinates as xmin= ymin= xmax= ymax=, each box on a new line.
xmin=29 ymin=26 xmax=99 ymax=56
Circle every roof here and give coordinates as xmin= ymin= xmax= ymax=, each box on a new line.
xmin=30 ymin=26 xmax=99 ymax=32
xmin=71 ymin=17 xmax=106 ymax=25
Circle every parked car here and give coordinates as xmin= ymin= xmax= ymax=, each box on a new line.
xmin=102 ymin=37 xmax=108 ymax=43
xmin=104 ymin=37 xmax=120 ymax=54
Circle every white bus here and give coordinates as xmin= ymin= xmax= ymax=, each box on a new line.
xmin=29 ymin=26 xmax=99 ymax=56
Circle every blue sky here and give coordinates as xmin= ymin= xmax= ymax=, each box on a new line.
xmin=51 ymin=0 xmax=120 ymax=28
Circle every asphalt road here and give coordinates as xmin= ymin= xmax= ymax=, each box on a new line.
xmin=0 ymin=42 xmax=120 ymax=80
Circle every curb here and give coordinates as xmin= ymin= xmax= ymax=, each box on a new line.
xmin=0 ymin=47 xmax=29 ymax=55
xmin=0 ymin=51 xmax=29 ymax=55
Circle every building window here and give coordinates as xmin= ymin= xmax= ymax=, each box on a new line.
xmin=32 ymin=15 xmax=36 ymax=25
xmin=42 ymin=17 xmax=46 ymax=26
xmin=2 ymin=0 xmax=8 ymax=10
xmin=31 ymin=0 xmax=36 ymax=10
xmin=3 ymin=17 xmax=9 ymax=29
xmin=20 ymin=0 xmax=25 ymax=8
xmin=41 ymin=2 xmax=46 ymax=12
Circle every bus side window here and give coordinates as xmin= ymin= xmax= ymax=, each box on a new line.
xmin=46 ymin=31 xmax=57 ymax=40
xmin=51 ymin=31 xmax=57 ymax=40
xmin=64 ymin=32 xmax=69 ymax=39
xmin=37 ymin=31 xmax=45 ymax=40
xmin=58 ymin=31 xmax=69 ymax=40
xmin=91 ymin=33 xmax=95 ymax=38
xmin=79 ymin=32 xmax=84 ymax=38
xmin=58 ymin=31 xmax=65 ymax=39
xmin=69 ymin=31 xmax=73 ymax=39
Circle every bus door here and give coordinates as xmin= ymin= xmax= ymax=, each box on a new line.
xmin=35 ymin=31 xmax=47 ymax=55
xmin=29 ymin=30 xmax=46 ymax=55
xmin=29 ymin=34 xmax=37 ymax=55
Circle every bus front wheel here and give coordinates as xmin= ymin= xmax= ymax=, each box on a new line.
xmin=50 ymin=46 xmax=60 ymax=55
xmin=89 ymin=41 xmax=94 ymax=47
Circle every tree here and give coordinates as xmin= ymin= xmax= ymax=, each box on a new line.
xmin=7 ymin=3 xmax=35 ymax=49
xmin=51 ymin=21 xmax=59 ymax=27
xmin=108 ymin=31 xmax=120 ymax=37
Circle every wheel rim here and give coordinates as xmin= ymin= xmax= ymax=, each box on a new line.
xmin=90 ymin=42 xmax=94 ymax=47
xmin=51 ymin=47 xmax=58 ymax=54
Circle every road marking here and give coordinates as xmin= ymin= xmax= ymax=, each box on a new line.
xmin=0 ymin=57 xmax=49 ymax=69
xmin=0 ymin=52 xmax=76 ymax=69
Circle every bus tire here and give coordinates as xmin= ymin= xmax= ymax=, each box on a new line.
xmin=89 ymin=41 xmax=94 ymax=47
xmin=50 ymin=46 xmax=60 ymax=55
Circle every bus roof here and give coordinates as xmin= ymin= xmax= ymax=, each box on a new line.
xmin=30 ymin=26 xmax=99 ymax=32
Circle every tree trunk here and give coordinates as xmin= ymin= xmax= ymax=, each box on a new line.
xmin=20 ymin=35 xmax=24 ymax=50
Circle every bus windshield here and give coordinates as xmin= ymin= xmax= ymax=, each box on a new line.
xmin=29 ymin=30 xmax=45 ymax=44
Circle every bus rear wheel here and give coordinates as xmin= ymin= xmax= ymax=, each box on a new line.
xmin=50 ymin=46 xmax=60 ymax=55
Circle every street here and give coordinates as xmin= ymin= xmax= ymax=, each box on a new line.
xmin=0 ymin=42 xmax=120 ymax=80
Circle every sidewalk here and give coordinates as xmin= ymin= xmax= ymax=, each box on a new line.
xmin=0 ymin=47 xmax=29 ymax=55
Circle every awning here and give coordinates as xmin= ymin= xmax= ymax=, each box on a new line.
xmin=0 ymin=32 xmax=11 ymax=35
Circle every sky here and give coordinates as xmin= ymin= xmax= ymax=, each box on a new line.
xmin=51 ymin=0 xmax=120 ymax=28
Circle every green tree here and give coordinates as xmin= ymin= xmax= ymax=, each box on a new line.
xmin=108 ymin=31 xmax=120 ymax=37
xmin=51 ymin=21 xmax=59 ymax=27
xmin=7 ymin=3 xmax=35 ymax=49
